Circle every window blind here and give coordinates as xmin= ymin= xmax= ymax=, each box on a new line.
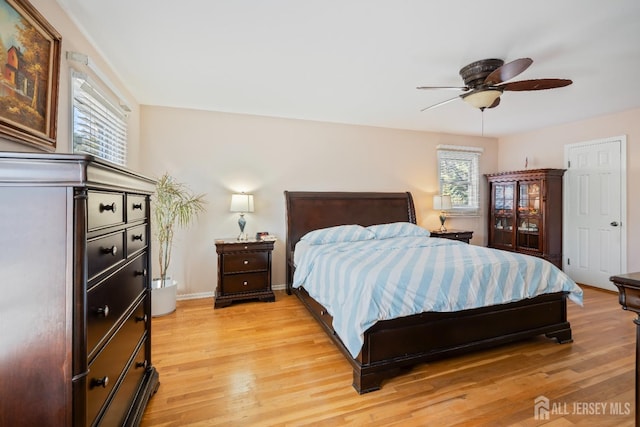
xmin=71 ymin=72 xmax=127 ymax=166
xmin=437 ymin=148 xmax=481 ymax=214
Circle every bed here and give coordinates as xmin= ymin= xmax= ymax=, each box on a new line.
xmin=285 ymin=191 xmax=582 ymax=394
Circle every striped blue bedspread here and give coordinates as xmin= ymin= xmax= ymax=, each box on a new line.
xmin=293 ymin=236 xmax=583 ymax=358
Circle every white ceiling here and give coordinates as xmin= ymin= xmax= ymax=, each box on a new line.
xmin=56 ymin=0 xmax=640 ymax=137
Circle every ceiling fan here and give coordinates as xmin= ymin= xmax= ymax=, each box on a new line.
xmin=417 ymin=58 xmax=572 ymax=111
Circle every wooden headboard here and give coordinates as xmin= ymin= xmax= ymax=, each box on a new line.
xmin=284 ymin=191 xmax=416 ymax=293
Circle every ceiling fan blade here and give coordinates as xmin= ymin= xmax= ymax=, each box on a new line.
xmin=417 ymin=85 xmax=467 ymax=91
xmin=488 ymin=97 xmax=501 ymax=109
xmin=420 ymin=96 xmax=460 ymax=112
xmin=500 ymin=78 xmax=573 ymax=91
xmin=484 ymin=57 xmax=533 ymax=85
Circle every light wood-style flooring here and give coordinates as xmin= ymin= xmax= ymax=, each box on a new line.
xmin=141 ymin=286 xmax=636 ymax=426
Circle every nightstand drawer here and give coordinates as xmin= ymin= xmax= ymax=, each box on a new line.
xmin=430 ymin=230 xmax=473 ymax=244
xmin=223 ymin=252 xmax=268 ymax=273
xmin=224 ymin=272 xmax=268 ymax=293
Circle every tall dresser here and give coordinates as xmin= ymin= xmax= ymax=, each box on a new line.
xmin=485 ymin=168 xmax=565 ymax=269
xmin=0 ymin=153 xmax=159 ymax=426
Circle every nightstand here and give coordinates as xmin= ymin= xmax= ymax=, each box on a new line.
xmin=214 ymin=239 xmax=275 ymax=308
xmin=430 ymin=229 xmax=473 ymax=243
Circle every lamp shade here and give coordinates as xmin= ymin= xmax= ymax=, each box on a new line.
xmin=433 ymin=195 xmax=452 ymax=211
xmin=462 ymin=89 xmax=502 ymax=109
xmin=230 ymin=193 xmax=254 ymax=213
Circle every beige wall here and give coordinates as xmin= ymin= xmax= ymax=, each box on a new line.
xmin=498 ymin=108 xmax=640 ymax=272
xmin=140 ymin=106 xmax=498 ymax=296
xmin=5 ymin=2 xmax=636 ymax=297
xmin=0 ymin=0 xmax=143 ymax=169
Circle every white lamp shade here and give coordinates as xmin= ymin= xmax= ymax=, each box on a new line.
xmin=230 ymin=193 xmax=254 ymax=213
xmin=462 ymin=89 xmax=502 ymax=109
xmin=433 ymin=195 xmax=452 ymax=210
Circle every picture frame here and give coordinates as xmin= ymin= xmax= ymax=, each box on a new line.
xmin=0 ymin=0 xmax=61 ymax=151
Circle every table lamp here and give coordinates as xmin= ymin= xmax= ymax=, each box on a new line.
xmin=433 ymin=194 xmax=452 ymax=232
xmin=230 ymin=193 xmax=254 ymax=240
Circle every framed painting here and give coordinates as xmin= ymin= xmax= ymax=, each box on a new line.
xmin=0 ymin=0 xmax=61 ymax=151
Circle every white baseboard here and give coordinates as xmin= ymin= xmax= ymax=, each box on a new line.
xmin=176 ymin=283 xmax=286 ymax=301
xmin=176 ymin=291 xmax=214 ymax=301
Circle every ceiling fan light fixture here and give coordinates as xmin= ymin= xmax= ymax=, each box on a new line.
xmin=462 ymin=89 xmax=503 ymax=109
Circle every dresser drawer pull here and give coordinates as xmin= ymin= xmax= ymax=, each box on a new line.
xmin=91 ymin=376 xmax=109 ymax=388
xmin=320 ymin=310 xmax=327 ymax=315
xmin=102 ymin=245 xmax=118 ymax=256
xmin=136 ymin=314 xmax=148 ymax=323
xmin=134 ymin=269 xmax=147 ymax=277
xmin=243 ymin=260 xmax=249 ymax=265
xmin=132 ymin=234 xmax=144 ymax=241
xmin=132 ymin=203 xmax=143 ymax=210
xmin=136 ymin=360 xmax=149 ymax=369
xmin=96 ymin=305 xmax=110 ymax=317
xmin=243 ymin=281 xmax=248 ymax=286
xmin=99 ymin=202 xmax=117 ymax=213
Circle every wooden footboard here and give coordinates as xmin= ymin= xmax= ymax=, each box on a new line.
xmin=295 ymin=286 xmax=572 ymax=394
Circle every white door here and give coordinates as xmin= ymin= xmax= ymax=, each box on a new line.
xmin=564 ymin=136 xmax=626 ymax=291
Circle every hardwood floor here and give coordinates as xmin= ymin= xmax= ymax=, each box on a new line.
xmin=141 ymin=286 xmax=636 ymax=426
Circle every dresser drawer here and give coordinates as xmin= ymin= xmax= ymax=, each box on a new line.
xmin=87 ymin=231 xmax=126 ymax=280
xmin=87 ymin=300 xmax=147 ymax=425
xmin=87 ymin=254 xmax=147 ymax=357
xmin=95 ymin=340 xmax=148 ymax=427
xmin=127 ymin=194 xmax=147 ymax=223
xmin=126 ymin=224 xmax=147 ymax=258
xmin=223 ymin=252 xmax=268 ymax=273
xmin=88 ymin=191 xmax=124 ymax=230
xmin=224 ymin=271 xmax=268 ymax=293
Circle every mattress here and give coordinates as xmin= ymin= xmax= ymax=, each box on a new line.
xmin=293 ymin=235 xmax=583 ymax=357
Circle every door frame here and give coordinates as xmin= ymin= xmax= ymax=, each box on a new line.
xmin=562 ymin=135 xmax=627 ymax=288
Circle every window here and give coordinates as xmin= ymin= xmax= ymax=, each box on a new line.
xmin=71 ymin=71 xmax=127 ymax=165
xmin=437 ymin=145 xmax=482 ymax=215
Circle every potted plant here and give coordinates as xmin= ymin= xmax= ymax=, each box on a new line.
xmin=152 ymin=173 xmax=206 ymax=316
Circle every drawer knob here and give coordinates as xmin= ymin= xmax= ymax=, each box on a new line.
xmin=134 ymin=268 xmax=147 ymax=277
xmin=92 ymin=376 xmax=109 ymax=388
xmin=136 ymin=360 xmax=149 ymax=369
xmin=100 ymin=202 xmax=117 ymax=213
xmin=132 ymin=234 xmax=144 ymax=241
xmin=132 ymin=203 xmax=143 ymax=210
xmin=243 ymin=260 xmax=249 ymax=265
xmin=97 ymin=305 xmax=110 ymax=317
xmin=136 ymin=314 xmax=148 ymax=323
xmin=102 ymin=245 xmax=118 ymax=256
xmin=243 ymin=281 xmax=248 ymax=286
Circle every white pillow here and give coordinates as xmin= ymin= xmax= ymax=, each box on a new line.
xmin=367 ymin=222 xmax=430 ymax=239
xmin=300 ymin=224 xmax=376 ymax=245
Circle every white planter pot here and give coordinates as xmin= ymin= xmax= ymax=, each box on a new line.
xmin=151 ymin=278 xmax=177 ymax=317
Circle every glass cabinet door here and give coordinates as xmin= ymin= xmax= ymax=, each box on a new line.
xmin=491 ymin=183 xmax=515 ymax=248
xmin=516 ymin=181 xmax=541 ymax=251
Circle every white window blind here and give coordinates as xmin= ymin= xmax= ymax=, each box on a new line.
xmin=71 ymin=72 xmax=127 ymax=165
xmin=437 ymin=146 xmax=482 ymax=215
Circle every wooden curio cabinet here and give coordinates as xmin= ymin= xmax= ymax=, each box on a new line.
xmin=485 ymin=168 xmax=565 ymax=269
